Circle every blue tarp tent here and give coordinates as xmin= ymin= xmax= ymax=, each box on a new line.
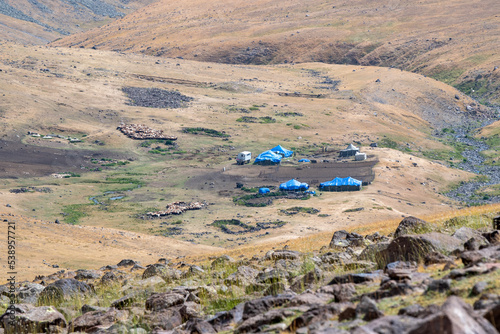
xmin=259 ymin=188 xmax=270 ymax=194
xmin=280 ymin=179 xmax=309 ymax=191
xmin=254 ymin=150 xmax=282 ymax=165
xmin=319 ymin=177 xmax=362 ymax=191
xmin=298 ymin=159 xmax=310 ymax=162
xmin=270 ymin=145 xmax=293 ymax=158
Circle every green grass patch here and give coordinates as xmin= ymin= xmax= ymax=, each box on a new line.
xmin=430 ymin=67 xmax=465 ymax=85
xmin=280 ymin=207 xmax=320 ymax=215
xmin=182 ymin=127 xmax=230 ymax=138
xmin=276 ymin=112 xmax=303 ymax=117
xmin=140 ymin=139 xmax=176 ymax=147
xmin=62 ymin=204 xmax=89 ymax=224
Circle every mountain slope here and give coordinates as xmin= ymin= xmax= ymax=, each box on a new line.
xmin=52 ymin=0 xmax=500 ymax=105
xmin=0 ymin=0 xmax=154 ymax=44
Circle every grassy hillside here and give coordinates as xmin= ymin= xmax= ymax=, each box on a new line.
xmin=0 ymin=0 xmax=154 ymax=44
xmin=51 ymin=0 xmax=500 ymax=105
xmin=0 ymin=42 xmax=482 ymax=260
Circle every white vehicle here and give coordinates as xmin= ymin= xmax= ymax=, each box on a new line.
xmin=236 ymin=151 xmax=252 ymax=165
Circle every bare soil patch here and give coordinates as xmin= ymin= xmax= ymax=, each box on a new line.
xmin=186 ymin=158 xmax=376 ymax=195
xmin=0 ymin=140 xmax=106 ymax=178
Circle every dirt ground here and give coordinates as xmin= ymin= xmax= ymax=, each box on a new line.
xmin=0 ymin=140 xmax=100 ymax=178
xmin=186 ymin=155 xmax=376 ymax=195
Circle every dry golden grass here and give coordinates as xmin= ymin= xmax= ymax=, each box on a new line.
xmin=52 ymin=0 xmax=500 ymax=103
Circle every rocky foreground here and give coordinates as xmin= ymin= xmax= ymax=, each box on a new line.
xmin=1 ymin=216 xmax=500 ymax=333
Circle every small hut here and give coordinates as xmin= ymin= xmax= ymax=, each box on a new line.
xmin=339 ymin=144 xmax=359 ymax=157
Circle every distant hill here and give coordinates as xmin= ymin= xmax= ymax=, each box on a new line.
xmin=51 ymin=0 xmax=500 ymax=105
xmin=0 ymin=0 xmax=154 ymax=44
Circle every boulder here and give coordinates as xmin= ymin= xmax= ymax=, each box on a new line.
xmin=69 ymin=307 xmax=128 ymax=333
xmin=142 ymin=264 xmax=180 ymax=282
xmin=452 ymin=227 xmax=489 ymax=244
xmin=236 ymin=309 xmax=295 ymax=334
xmin=394 ymin=216 xmax=432 ymax=237
xmin=184 ymin=318 xmax=217 ymax=334
xmin=263 ymin=250 xmax=300 ymax=261
xmin=356 ymin=296 xmax=384 ymax=321
xmin=242 ymin=294 xmax=294 ymax=320
xmin=460 ymin=245 xmax=500 ymax=266
xmin=224 ymin=266 xmax=261 ymax=287
xmin=116 ymin=259 xmax=138 ymax=267
xmin=407 ymin=296 xmax=497 ymax=333
xmin=211 ymin=255 xmax=236 ymax=268
xmin=379 ymin=233 xmax=463 ymax=264
xmin=0 ymin=304 xmax=67 ymax=334
xmin=38 ymin=278 xmax=92 ymax=302
xmin=16 ymin=283 xmax=45 ymax=304
xmin=287 ymin=304 xmax=345 ymax=331
xmin=484 ymin=303 xmax=500 ymax=331
xmin=74 ymin=269 xmax=102 ymax=280
xmin=329 ymin=230 xmax=365 ymax=248
xmin=145 ymin=293 xmax=185 ymax=312
xmin=318 ymin=284 xmax=356 ymax=302
xmin=142 ymin=308 xmax=184 ymax=331
xmin=328 ymin=272 xmax=383 ymax=285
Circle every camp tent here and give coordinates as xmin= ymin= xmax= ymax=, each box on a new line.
xmin=259 ymin=188 xmax=270 ymax=194
xmin=253 ymin=150 xmax=282 ymax=165
xmin=298 ymin=159 xmax=310 ymax=162
xmin=319 ymin=177 xmax=362 ymax=191
xmin=279 ymin=179 xmax=309 ymax=191
xmin=270 ymin=145 xmax=293 ymax=158
xmin=339 ymin=143 xmax=359 ymax=157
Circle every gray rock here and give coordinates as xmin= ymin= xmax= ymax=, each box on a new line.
xmin=224 ymin=266 xmax=260 ymax=287
xmin=356 ymin=296 xmax=384 ymax=321
xmin=142 ymin=264 xmax=180 ymax=282
xmin=484 ymin=303 xmax=500 ymax=331
xmin=211 ymin=255 xmax=236 ymax=268
xmin=242 ymin=294 xmax=294 ymax=320
xmin=379 ymin=233 xmax=463 ymax=264
xmin=75 ymin=269 xmax=102 ymax=280
xmin=236 ymin=309 xmax=295 ymax=334
xmin=16 ymin=283 xmax=44 ymax=304
xmin=145 ymin=292 xmax=185 ymax=312
xmin=426 ymin=279 xmax=452 ymax=293
xmin=407 ymin=296 xmax=498 ymax=334
xmin=287 ymin=304 xmax=346 ymax=332
xmin=263 ymin=250 xmax=300 ymax=261
xmin=69 ymin=307 xmax=128 ymax=333
xmin=452 ymin=227 xmax=489 ymax=243
xmin=394 ymin=216 xmax=432 ymax=237
xmin=0 ymin=304 xmax=67 ymax=334
xmin=39 ymin=278 xmax=92 ymax=302
xmin=116 ymin=259 xmax=138 ymax=267
xmin=472 ymin=281 xmax=489 ymax=296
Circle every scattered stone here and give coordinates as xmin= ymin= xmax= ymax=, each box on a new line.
xmin=394 ymin=216 xmax=432 ymax=237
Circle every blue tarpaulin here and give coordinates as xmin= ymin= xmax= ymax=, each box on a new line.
xmin=298 ymin=159 xmax=310 ymax=162
xmin=319 ymin=177 xmax=362 ymax=191
xmin=259 ymin=188 xmax=270 ymax=194
xmin=270 ymin=145 xmax=293 ymax=158
xmin=280 ymin=179 xmax=309 ymax=191
xmin=254 ymin=150 xmax=282 ymax=165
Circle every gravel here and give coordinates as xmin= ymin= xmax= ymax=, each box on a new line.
xmin=445 ymin=116 xmax=500 ymax=205
xmin=122 ymin=87 xmax=194 ymax=109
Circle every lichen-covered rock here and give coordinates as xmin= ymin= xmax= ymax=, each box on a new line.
xmin=394 ymin=216 xmax=432 ymax=237
xmin=0 ymin=304 xmax=67 ymax=334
